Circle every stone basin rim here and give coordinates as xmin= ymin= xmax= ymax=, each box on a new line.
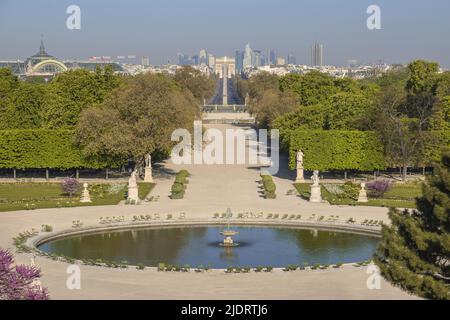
xmin=29 ymin=219 xmax=382 ymax=255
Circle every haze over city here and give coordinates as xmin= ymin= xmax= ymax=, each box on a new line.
xmin=1 ymin=0 xmax=450 ymax=67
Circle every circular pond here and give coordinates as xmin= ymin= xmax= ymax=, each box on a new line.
xmin=38 ymin=226 xmax=379 ymax=268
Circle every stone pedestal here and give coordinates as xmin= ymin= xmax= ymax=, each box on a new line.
xmin=295 ymin=168 xmax=305 ymax=183
xmin=358 ymin=182 xmax=369 ymax=203
xmin=144 ymin=166 xmax=153 ymax=183
xmin=309 ymin=185 xmax=322 ymax=203
xmin=80 ymin=183 xmax=92 ymax=203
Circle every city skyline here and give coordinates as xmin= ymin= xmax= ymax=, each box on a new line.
xmin=1 ymin=0 xmax=450 ymax=68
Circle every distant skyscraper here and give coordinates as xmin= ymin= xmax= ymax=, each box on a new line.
xmin=269 ymin=49 xmax=277 ymax=65
xmin=252 ymin=50 xmax=264 ymax=67
xmin=243 ymin=43 xmax=253 ymax=68
xmin=235 ymin=50 xmax=244 ymax=73
xmin=177 ymin=53 xmax=197 ymax=66
xmin=141 ymin=56 xmax=150 ymax=66
xmin=199 ymin=49 xmax=208 ymax=65
xmin=311 ymin=42 xmax=323 ymax=66
xmin=208 ymin=54 xmax=216 ymax=68
xmin=287 ymin=53 xmax=296 ymax=65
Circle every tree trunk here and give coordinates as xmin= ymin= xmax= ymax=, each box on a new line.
xmin=422 ymin=167 xmax=425 ymax=176
xmin=13 ymin=168 xmax=16 ymax=180
xmin=105 ymin=168 xmax=109 ymax=180
xmin=344 ymin=171 xmax=348 ymax=180
xmin=402 ymin=166 xmax=408 ymax=182
xmin=76 ymin=169 xmax=79 ymax=179
xmin=46 ymin=169 xmax=49 ymax=181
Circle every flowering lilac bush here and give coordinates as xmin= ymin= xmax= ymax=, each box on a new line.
xmin=366 ymin=180 xmax=392 ymax=198
xmin=0 ymin=249 xmax=49 ymax=300
xmin=61 ymin=177 xmax=80 ymax=197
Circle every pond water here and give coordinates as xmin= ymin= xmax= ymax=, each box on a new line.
xmin=39 ymin=226 xmax=379 ymax=268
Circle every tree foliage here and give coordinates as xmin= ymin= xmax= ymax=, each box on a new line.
xmin=173 ymin=66 xmax=215 ymax=103
xmin=76 ymin=73 xmax=200 ymax=168
xmin=0 ymin=129 xmax=107 ymax=169
xmin=289 ymin=130 xmax=386 ymax=171
xmin=0 ymin=248 xmax=49 ymax=300
xmin=375 ymin=150 xmax=450 ymax=300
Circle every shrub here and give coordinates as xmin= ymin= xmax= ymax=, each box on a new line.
xmin=170 ymin=171 xmax=190 ymax=200
xmin=41 ymin=225 xmax=53 ymax=232
xmin=136 ymin=263 xmax=145 ymax=270
xmin=0 ymin=248 xmax=49 ymax=300
xmin=366 ymin=180 xmax=391 ymax=198
xmin=61 ymin=177 xmax=80 ymax=197
xmin=261 ymin=174 xmax=276 ymax=199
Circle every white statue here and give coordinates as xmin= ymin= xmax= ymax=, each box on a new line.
xmin=309 ymin=170 xmax=322 ymax=203
xmin=80 ymin=182 xmax=92 ymax=203
xmin=144 ymin=154 xmax=154 ymax=183
xmin=127 ymin=170 xmax=139 ymax=203
xmin=311 ymin=170 xmax=320 ymax=186
xmin=358 ymin=182 xmax=369 ymax=203
xmin=295 ymin=150 xmax=305 ymax=183
xmin=296 ymin=151 xmax=304 ymax=169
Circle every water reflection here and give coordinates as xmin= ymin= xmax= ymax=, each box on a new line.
xmin=39 ymin=226 xmax=379 ymax=268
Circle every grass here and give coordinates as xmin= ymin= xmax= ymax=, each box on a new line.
xmin=138 ymin=182 xmax=156 ymax=200
xmin=0 ymin=182 xmax=153 ymax=212
xmin=294 ymin=182 xmax=422 ymax=209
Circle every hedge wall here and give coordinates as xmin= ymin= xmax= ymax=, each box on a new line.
xmin=289 ymin=130 xmax=386 ymax=171
xmin=0 ymin=129 xmax=103 ymax=170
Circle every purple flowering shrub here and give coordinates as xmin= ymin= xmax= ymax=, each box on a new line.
xmin=0 ymin=249 xmax=49 ymax=300
xmin=366 ymin=180 xmax=392 ymax=198
xmin=61 ymin=177 xmax=80 ymax=197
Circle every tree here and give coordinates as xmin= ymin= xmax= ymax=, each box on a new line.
xmin=372 ymin=61 xmax=442 ymax=180
xmin=406 ymin=60 xmax=439 ymax=95
xmin=325 ymin=92 xmax=373 ymax=130
xmin=173 ymin=66 xmax=215 ymax=104
xmin=250 ymin=89 xmax=298 ymax=128
xmin=61 ymin=177 xmax=80 ymax=197
xmin=374 ymin=150 xmax=450 ymax=300
xmin=279 ymin=71 xmax=338 ymax=106
xmin=76 ymin=73 xmax=199 ymax=168
xmin=0 ymin=69 xmax=21 ymax=129
xmin=41 ymin=66 xmax=121 ymax=129
xmin=0 ymin=248 xmax=49 ymax=300
xmin=246 ymin=72 xmax=279 ymax=102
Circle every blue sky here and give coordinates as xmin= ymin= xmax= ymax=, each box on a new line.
xmin=0 ymin=0 xmax=449 ymax=67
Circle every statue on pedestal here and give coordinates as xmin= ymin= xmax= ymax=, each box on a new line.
xmin=144 ymin=154 xmax=154 ymax=183
xmin=80 ymin=183 xmax=92 ymax=203
xmin=309 ymin=170 xmax=322 ymax=203
xmin=127 ymin=170 xmax=140 ymax=203
xmin=357 ymin=182 xmax=369 ymax=203
xmin=295 ymin=150 xmax=305 ymax=183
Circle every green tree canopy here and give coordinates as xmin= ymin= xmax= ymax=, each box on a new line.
xmin=173 ymin=66 xmax=215 ymax=103
xmin=75 ymin=73 xmax=199 ymax=167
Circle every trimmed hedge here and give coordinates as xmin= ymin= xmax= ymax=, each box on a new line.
xmin=0 ymin=129 xmax=108 ymax=169
xmin=289 ymin=130 xmax=386 ymax=171
xmin=261 ymin=174 xmax=276 ymax=199
xmin=170 ymin=170 xmax=190 ymax=200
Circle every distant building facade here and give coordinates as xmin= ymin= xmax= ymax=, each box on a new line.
xmin=0 ymin=40 xmax=123 ymax=78
xmin=311 ymin=42 xmax=323 ymax=66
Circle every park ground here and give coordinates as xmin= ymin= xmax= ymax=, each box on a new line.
xmin=0 ymin=124 xmax=420 ymax=300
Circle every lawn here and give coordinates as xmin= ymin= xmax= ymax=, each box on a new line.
xmin=0 ymin=182 xmax=155 ymax=212
xmin=294 ymin=182 xmax=422 ymax=209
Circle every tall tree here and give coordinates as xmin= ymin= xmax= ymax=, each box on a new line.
xmin=76 ymin=73 xmax=199 ymax=168
xmin=375 ymin=150 xmax=450 ymax=300
xmin=372 ymin=60 xmax=442 ymax=179
xmin=173 ymin=66 xmax=215 ymax=104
